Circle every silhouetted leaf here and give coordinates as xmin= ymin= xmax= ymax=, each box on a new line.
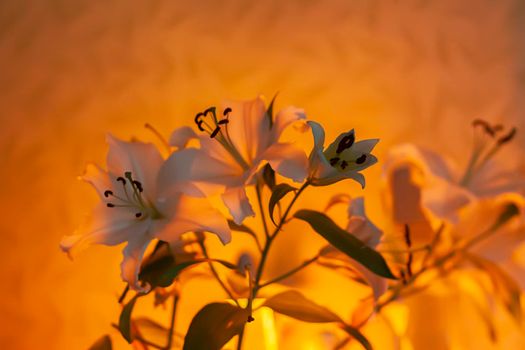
xmin=262 ymin=163 xmax=277 ymax=190
xmin=88 ymin=335 xmax=112 ymax=350
xmin=269 ymin=183 xmax=297 ymax=225
xmin=294 ymin=210 xmax=396 ymax=279
xmin=183 ymin=303 xmax=250 ymax=350
xmin=139 ymin=241 xmax=175 ymax=288
xmin=263 ymin=290 xmax=373 ymax=350
xmin=119 ymin=295 xmax=139 ymax=343
xmin=263 ymin=290 xmax=341 ymax=323
xmin=228 ymin=220 xmax=256 ymax=236
xmin=265 ymin=92 xmax=279 ymax=128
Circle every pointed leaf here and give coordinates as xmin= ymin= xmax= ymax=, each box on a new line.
xmin=228 ymin=220 xmax=257 ymax=236
xmin=183 ymin=303 xmax=250 ymax=350
xmin=88 ymin=335 xmax=112 ymax=350
xmin=467 ymin=254 xmax=522 ymax=324
xmin=262 ymin=163 xmax=277 ymax=190
xmin=265 ymin=92 xmax=278 ymax=128
xmin=269 ymin=183 xmax=297 ymax=225
xmin=263 ymin=290 xmax=342 ymax=323
xmin=294 ymin=210 xmax=396 ymax=279
xmin=119 ymin=295 xmax=139 ymax=343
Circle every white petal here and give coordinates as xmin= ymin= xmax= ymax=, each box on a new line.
xmin=348 ymin=138 xmax=379 ymax=156
xmin=158 ymin=148 xmax=241 ymax=198
xmin=307 ymin=121 xmax=326 ymax=151
xmin=260 ymin=142 xmax=308 ymax=183
xmin=222 ymin=186 xmax=255 ymax=224
xmin=270 ymin=106 xmax=307 ymax=143
xmin=220 ymin=97 xmax=269 ymax=162
xmin=106 ymin=134 xmax=164 ymax=198
xmin=155 ymin=195 xmax=232 ymax=245
xmin=422 ymin=181 xmax=474 ymax=223
xmin=121 ymin=232 xmax=152 ymax=292
xmin=169 ymin=126 xmax=198 ymax=149
xmin=60 ymin=204 xmax=140 ymax=257
xmin=81 ymin=163 xmax=112 ymax=199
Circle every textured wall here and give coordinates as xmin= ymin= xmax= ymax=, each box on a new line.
xmin=1 ymin=0 xmax=524 ymax=349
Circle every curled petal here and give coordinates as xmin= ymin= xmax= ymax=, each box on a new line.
xmin=81 ymin=163 xmax=112 ymax=199
xmin=121 ymin=233 xmax=152 ymax=293
xmin=169 ymin=126 xmax=198 ymax=149
xmin=156 ymin=195 xmax=232 ymax=245
xmin=271 ymin=106 xmax=307 ymax=142
xmin=261 ymin=142 xmax=308 ymax=183
xmin=222 ymin=186 xmax=255 ymax=224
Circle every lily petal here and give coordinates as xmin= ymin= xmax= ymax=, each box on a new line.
xmin=260 ymin=142 xmax=308 ymax=183
xmin=270 ymin=106 xmax=307 ymax=143
xmin=222 ymin=186 xmax=255 ymax=224
xmin=169 ymin=126 xmax=198 ymax=149
xmin=156 ymin=195 xmax=232 ymax=245
xmin=106 ymin=134 xmax=164 ymax=198
xmin=158 ymin=148 xmax=242 ymax=198
xmin=121 ymin=230 xmax=153 ymax=292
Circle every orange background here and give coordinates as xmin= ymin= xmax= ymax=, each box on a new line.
xmin=1 ymin=0 xmax=524 ymax=349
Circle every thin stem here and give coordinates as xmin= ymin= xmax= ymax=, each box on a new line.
xmin=118 ymin=285 xmax=129 ymax=304
xmin=255 ymin=183 xmax=270 ymax=239
xmin=421 ymin=222 xmax=446 ymax=268
xmin=237 ymin=327 xmax=246 ymax=350
xmin=258 ymin=254 xmax=319 ymax=289
xmin=164 ymin=295 xmax=179 ymax=349
xmin=253 ymin=182 xmax=310 ymax=299
xmin=199 ymin=241 xmax=240 ymax=307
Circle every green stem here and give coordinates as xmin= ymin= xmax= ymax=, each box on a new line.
xmin=253 ymin=182 xmax=310 ymax=299
xmin=199 ymin=241 xmax=240 ymax=306
xmin=255 ymin=183 xmax=270 ymax=239
xmin=258 ymin=254 xmax=319 ymax=290
xmin=164 ymin=295 xmax=179 ymax=349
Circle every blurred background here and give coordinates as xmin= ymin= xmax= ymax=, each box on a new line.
xmin=1 ymin=0 xmax=524 ymax=349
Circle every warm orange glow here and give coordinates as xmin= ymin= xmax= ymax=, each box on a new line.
xmin=1 ymin=1 xmax=524 ymax=349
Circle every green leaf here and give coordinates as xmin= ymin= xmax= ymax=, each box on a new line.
xmin=263 ymin=290 xmax=342 ymax=323
xmin=467 ymin=254 xmax=522 ymax=324
xmin=119 ymin=295 xmax=139 ymax=343
xmin=262 ymin=163 xmax=277 ymax=190
xmin=269 ymin=183 xmax=297 ymax=225
xmin=183 ymin=303 xmax=250 ymax=350
xmin=88 ymin=335 xmax=112 ymax=350
xmin=263 ymin=290 xmax=373 ymax=350
xmin=294 ymin=210 xmax=396 ymax=279
xmin=139 ymin=241 xmax=176 ymax=288
xmin=153 ymin=259 xmax=237 ymax=288
xmin=265 ymin=92 xmax=279 ymax=128
xmin=228 ymin=220 xmax=257 ymax=236
xmin=341 ymin=325 xmax=373 ymax=350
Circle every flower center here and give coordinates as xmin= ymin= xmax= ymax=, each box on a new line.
xmin=460 ymin=119 xmax=517 ymax=186
xmin=104 ymin=171 xmax=162 ymax=220
xmin=326 ymin=130 xmax=367 ymax=171
xmin=194 ymin=106 xmax=250 ymax=170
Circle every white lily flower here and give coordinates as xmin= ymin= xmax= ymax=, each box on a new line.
xmin=384 ymin=121 xmax=524 ymax=223
xmin=322 ymin=195 xmax=388 ymax=300
xmin=60 ymin=135 xmax=231 ymax=292
xmin=307 ymin=121 xmax=379 ymax=188
xmin=161 ymin=96 xmax=309 ymax=224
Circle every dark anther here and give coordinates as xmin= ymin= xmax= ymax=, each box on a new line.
xmin=336 ymin=131 xmax=355 ymax=154
xmin=329 ymin=157 xmax=340 ymax=166
xmin=356 ymin=154 xmax=367 ymax=164
xmin=104 ymin=190 xmax=113 ymax=198
xmin=217 ymin=119 xmax=229 ymax=125
xmin=117 ymin=177 xmax=126 ymax=185
xmin=492 ymin=124 xmax=504 ymax=133
xmin=340 ymin=160 xmax=349 ymax=170
xmin=210 ymin=127 xmax=221 ymax=138
xmin=194 ymin=112 xmax=206 ymax=131
xmin=247 ymin=315 xmax=255 ymax=322
xmin=498 ymin=127 xmax=517 ymax=145
xmin=133 ymin=180 xmax=143 ymax=192
xmin=472 ymin=119 xmax=495 ymax=137
xmin=135 ymin=212 xmax=142 ymax=218
xmin=223 ymin=107 xmax=232 ymax=116
xmin=107 ymin=203 xmax=115 ymax=208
